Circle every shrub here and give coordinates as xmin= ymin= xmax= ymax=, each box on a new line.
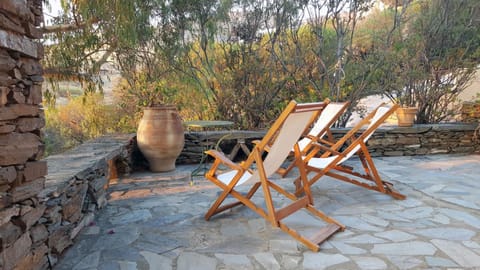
xmin=44 ymin=93 xmax=135 ymax=156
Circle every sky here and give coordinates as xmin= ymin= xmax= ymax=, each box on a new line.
xmin=42 ymin=0 xmax=63 ymax=25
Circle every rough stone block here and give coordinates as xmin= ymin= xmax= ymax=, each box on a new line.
xmin=0 ymin=86 xmax=9 ymax=106
xmin=90 ymin=176 xmax=107 ymax=192
xmin=10 ymin=103 xmax=39 ymax=117
xmin=0 ymin=191 xmax=12 ymax=209
xmin=0 ymin=0 xmax=31 ymax=19
xmin=10 ymin=177 xmax=45 ymax=203
xmin=43 ymin=205 xmax=61 ymax=224
xmin=0 ymin=166 xmax=16 ymax=184
xmin=0 ymin=12 xmax=25 ymax=35
xmin=396 ymin=136 xmax=420 ymax=145
xmin=1 ymin=103 xmax=42 ymax=119
xmin=0 ymin=72 xmax=17 ymax=87
xmin=70 ymin=212 xmax=94 ymax=240
xmin=0 ymin=132 xmax=42 ymax=165
xmin=26 ymin=84 xmax=42 ymax=104
xmin=0 ymin=184 xmax=11 ymax=193
xmin=62 ymin=193 xmax=84 ymax=223
xmin=0 ymin=232 xmax=32 ymax=270
xmin=13 ymin=244 xmax=48 ymax=270
xmin=12 ymin=67 xmax=22 ymax=79
xmin=0 ymin=29 xmax=39 ymax=59
xmin=19 ymin=57 xmax=42 ymax=76
xmin=75 ymin=167 xmax=94 ymax=180
xmin=23 ymin=161 xmax=47 ymax=181
xmin=20 ymin=204 xmax=46 ymax=229
xmin=30 ymin=224 xmax=48 ymax=244
xmin=25 ymin=22 xmax=42 ymax=39
xmin=0 ymin=123 xmax=15 ymax=133
xmin=415 ymin=148 xmax=429 ymax=155
xmin=0 ymin=50 xmax=17 ymax=72
xmin=0 ymin=106 xmax=17 ymax=121
xmin=48 ymin=226 xmax=73 ymax=254
xmin=430 ymin=148 xmax=449 ymax=154
xmin=0 ymin=221 xmax=22 ymax=247
xmin=8 ymin=89 xmax=25 ymax=103
xmin=0 ymin=204 xmax=19 ymax=226
xmin=383 ymin=151 xmax=404 ymax=156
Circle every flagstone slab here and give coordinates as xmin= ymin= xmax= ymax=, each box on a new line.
xmin=351 ymin=256 xmax=388 ymax=270
xmin=269 ymin=239 xmax=299 ymax=254
xmin=92 ymin=226 xmax=140 ymax=250
xmin=109 ymin=209 xmax=152 ymax=225
xmin=431 ymin=239 xmax=480 ymax=268
xmin=371 ymin=241 xmax=436 ymax=256
xmin=303 ymin=253 xmax=350 ymax=270
xmin=415 ymin=227 xmax=475 ymax=241
xmin=343 ymin=234 xmax=387 ymax=244
xmin=374 ymin=230 xmax=417 ymax=242
xmin=253 ymin=252 xmax=280 ymax=270
xmin=140 ymin=251 xmax=172 ymax=270
xmin=386 ymin=255 xmax=423 ymax=269
xmin=439 ymin=209 xmax=480 ymax=229
xmin=360 ymin=214 xmax=389 ymax=227
xmin=330 ymin=241 xmax=367 ymax=254
xmin=72 ymin=251 xmax=101 ymax=270
xmin=398 ymin=206 xmax=434 ymax=219
xmin=425 ymin=256 xmax=458 ymax=268
xmin=280 ymin=255 xmax=302 ymax=270
xmin=215 ymin=253 xmax=252 ymax=269
xmin=177 ymin=252 xmax=217 ymax=270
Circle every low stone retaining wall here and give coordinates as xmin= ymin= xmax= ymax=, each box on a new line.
xmin=341 ymin=123 xmax=479 ymax=156
xmin=179 ymin=123 xmax=480 ymax=163
xmin=0 ymin=134 xmax=135 ymax=269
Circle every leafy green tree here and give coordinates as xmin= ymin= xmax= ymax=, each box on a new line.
xmin=42 ymin=0 xmax=158 ymax=104
xmin=373 ymin=0 xmax=480 ymax=123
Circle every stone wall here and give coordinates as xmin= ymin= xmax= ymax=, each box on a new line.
xmin=39 ymin=134 xmax=135 ymax=267
xmin=1 ymin=132 xmax=134 ymax=270
xmin=179 ymin=123 xmax=480 ymax=163
xmin=0 ymin=1 xmax=47 ymax=269
xmin=340 ymin=123 xmax=479 ymax=157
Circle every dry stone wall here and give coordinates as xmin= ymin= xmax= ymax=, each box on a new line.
xmin=179 ymin=124 xmax=480 ymax=163
xmin=40 ymin=134 xmax=135 ymax=267
xmin=0 ymin=1 xmax=47 ymax=269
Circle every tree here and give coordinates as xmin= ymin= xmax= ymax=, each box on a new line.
xmin=376 ymin=0 xmax=480 ymax=123
xmin=42 ymin=0 xmax=158 ymax=104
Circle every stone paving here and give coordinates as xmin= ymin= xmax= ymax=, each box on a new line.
xmin=54 ymin=154 xmax=480 ymax=270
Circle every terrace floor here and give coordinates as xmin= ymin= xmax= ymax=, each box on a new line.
xmin=54 ymin=154 xmax=480 ymax=270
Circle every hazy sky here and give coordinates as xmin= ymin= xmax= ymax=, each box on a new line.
xmin=43 ymin=0 xmax=62 ymax=25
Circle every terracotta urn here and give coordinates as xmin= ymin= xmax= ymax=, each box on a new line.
xmin=137 ymin=105 xmax=185 ymax=172
xmin=396 ymin=107 xmax=417 ymax=127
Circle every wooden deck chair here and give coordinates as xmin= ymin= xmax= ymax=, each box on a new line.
xmin=204 ymin=100 xmax=345 ymax=252
xmin=295 ymin=103 xmax=406 ymax=200
xmin=278 ymin=101 xmax=350 ymax=177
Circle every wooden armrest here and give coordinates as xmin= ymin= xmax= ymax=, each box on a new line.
xmin=311 ymin=142 xmax=343 ymax=156
xmin=252 ymin=140 xmax=271 ymax=152
xmin=205 ymin=149 xmax=242 ymax=170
